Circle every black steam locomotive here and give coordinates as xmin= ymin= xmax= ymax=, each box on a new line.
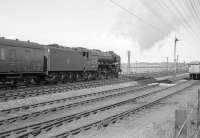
xmin=0 ymin=37 xmax=121 ymax=85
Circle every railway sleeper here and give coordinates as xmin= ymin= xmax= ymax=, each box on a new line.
xmin=52 ymin=132 xmax=71 ymax=138
xmin=92 ymin=110 xmax=98 ymax=114
xmin=42 ymin=109 xmax=51 ymax=115
xmin=54 ymin=122 xmax=63 ymax=129
xmin=82 ymin=112 xmax=90 ymax=117
xmin=21 ymin=114 xmax=30 ymax=120
xmin=15 ymin=128 xmax=27 ymax=135
xmin=75 ymin=116 xmax=81 ymax=120
xmin=71 ymin=128 xmax=81 ymax=136
xmin=83 ymin=125 xmax=92 ymax=131
xmin=31 ymin=112 xmax=41 ymax=117
xmin=44 ymin=126 xmax=54 ymax=133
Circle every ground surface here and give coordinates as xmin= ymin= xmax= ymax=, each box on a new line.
xmin=0 ymin=81 xmax=138 ymax=110
xmin=72 ymin=80 xmax=200 ymax=138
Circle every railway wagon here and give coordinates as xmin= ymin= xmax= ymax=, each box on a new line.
xmin=189 ymin=62 xmax=200 ymax=80
xmin=0 ymin=38 xmax=45 ymax=84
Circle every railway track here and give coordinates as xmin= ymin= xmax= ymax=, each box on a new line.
xmin=44 ymin=80 xmax=196 ymax=138
xmin=0 ymin=84 xmax=158 ymax=130
xmin=0 ymin=75 xmax=133 ymax=90
xmin=0 ymin=78 xmax=132 ymax=102
xmin=0 ymin=84 xmax=153 ymax=114
xmin=0 ymin=80 xmax=195 ymax=138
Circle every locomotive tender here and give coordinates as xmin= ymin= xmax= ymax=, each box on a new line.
xmin=0 ymin=37 xmax=121 ymax=85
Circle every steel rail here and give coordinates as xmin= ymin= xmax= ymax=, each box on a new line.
xmin=0 ymin=78 xmax=132 ymax=102
xmin=0 ymin=84 xmax=157 ymax=127
xmin=49 ymin=80 xmax=197 ymax=138
xmin=0 ymin=84 xmax=147 ymax=114
xmin=0 ymin=80 xmax=192 ymax=138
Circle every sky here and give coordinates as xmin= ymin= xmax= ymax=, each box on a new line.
xmin=0 ymin=0 xmax=200 ymax=63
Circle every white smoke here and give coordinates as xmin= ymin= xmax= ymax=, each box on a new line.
xmin=112 ymin=0 xmax=198 ymax=51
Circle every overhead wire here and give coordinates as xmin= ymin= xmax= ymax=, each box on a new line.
xmin=109 ymin=0 xmax=200 ymax=43
xmin=149 ymin=0 xmax=198 ymax=42
xmin=152 ymin=0 xmax=200 ymax=45
xmin=140 ymin=0 xmax=175 ymax=31
xmin=194 ymin=0 xmax=200 ymax=18
xmin=188 ymin=0 xmax=200 ymax=27
xmin=180 ymin=0 xmax=200 ymax=40
xmin=109 ymin=0 xmax=166 ymax=35
xmin=167 ymin=0 xmax=200 ymax=41
xmin=186 ymin=0 xmax=199 ymax=24
xmin=187 ymin=0 xmax=200 ymax=41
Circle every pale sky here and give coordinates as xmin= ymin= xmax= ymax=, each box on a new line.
xmin=0 ymin=0 xmax=200 ymax=63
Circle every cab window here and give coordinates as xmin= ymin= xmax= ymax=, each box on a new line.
xmin=82 ymin=52 xmax=89 ymax=59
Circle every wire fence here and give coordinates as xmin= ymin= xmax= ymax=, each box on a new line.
xmin=175 ymin=89 xmax=200 ymax=138
xmin=121 ymin=65 xmax=188 ymax=75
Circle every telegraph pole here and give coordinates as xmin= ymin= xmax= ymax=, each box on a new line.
xmin=135 ymin=60 xmax=138 ymax=74
xmin=176 ymin=55 xmax=179 ymax=73
xmin=184 ymin=61 xmax=186 ymax=72
xmin=174 ymin=36 xmax=180 ymax=78
xmin=166 ymin=57 xmax=169 ymax=75
xmin=127 ymin=50 xmax=131 ymax=74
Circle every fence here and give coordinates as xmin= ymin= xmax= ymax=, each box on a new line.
xmin=175 ymin=89 xmax=200 ymax=138
xmin=121 ymin=64 xmax=188 ymax=75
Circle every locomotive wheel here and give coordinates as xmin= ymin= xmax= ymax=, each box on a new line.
xmin=60 ymin=74 xmax=67 ymax=83
xmin=34 ymin=77 xmax=41 ymax=85
xmin=24 ymin=77 xmax=31 ymax=86
xmin=10 ymin=79 xmax=18 ymax=88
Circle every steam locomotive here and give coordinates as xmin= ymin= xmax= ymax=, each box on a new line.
xmin=0 ymin=37 xmax=121 ymax=85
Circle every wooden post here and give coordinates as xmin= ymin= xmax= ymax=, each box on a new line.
xmin=197 ymin=89 xmax=200 ymax=129
xmin=174 ymin=110 xmax=188 ymax=138
xmin=166 ymin=57 xmax=169 ymax=75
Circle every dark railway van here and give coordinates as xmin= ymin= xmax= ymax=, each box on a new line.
xmin=0 ymin=38 xmax=45 ymax=84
